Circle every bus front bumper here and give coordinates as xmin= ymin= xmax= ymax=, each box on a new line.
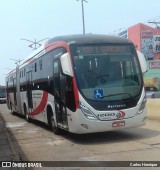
xmin=68 ymin=111 xmax=147 ymax=134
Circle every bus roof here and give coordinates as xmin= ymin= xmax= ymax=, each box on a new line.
xmin=21 ymin=34 xmax=132 ymax=68
xmin=6 ymin=34 xmax=133 ymax=76
xmin=48 ymin=34 xmax=132 ymax=45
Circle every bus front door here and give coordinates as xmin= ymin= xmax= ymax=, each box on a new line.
xmin=53 ymin=59 xmax=68 ymax=130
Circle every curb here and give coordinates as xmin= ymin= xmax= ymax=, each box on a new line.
xmin=0 ymin=113 xmax=27 ymax=170
xmin=0 ymin=114 xmax=21 ymax=162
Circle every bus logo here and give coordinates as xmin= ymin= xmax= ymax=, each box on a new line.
xmin=107 ymin=104 xmax=126 ymax=109
xmin=116 ymin=111 xmax=125 ymax=119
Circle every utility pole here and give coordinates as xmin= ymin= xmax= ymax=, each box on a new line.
xmin=10 ymin=58 xmax=22 ymax=65
xmin=21 ymin=38 xmax=49 ymax=50
xmin=77 ymin=0 xmax=88 ymax=34
xmin=148 ymin=21 xmax=160 ymax=29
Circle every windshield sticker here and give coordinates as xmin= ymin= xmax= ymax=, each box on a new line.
xmin=94 ymin=89 xmax=104 ymax=99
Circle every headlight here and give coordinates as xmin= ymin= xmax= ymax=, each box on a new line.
xmin=137 ymin=96 xmax=147 ymax=114
xmin=79 ymin=102 xmax=97 ymax=120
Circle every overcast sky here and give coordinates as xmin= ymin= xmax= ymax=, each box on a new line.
xmin=0 ymin=0 xmax=160 ymax=85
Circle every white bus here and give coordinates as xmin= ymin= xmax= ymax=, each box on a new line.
xmin=5 ymin=34 xmax=147 ymax=134
xmin=0 ymin=86 xmax=6 ymax=103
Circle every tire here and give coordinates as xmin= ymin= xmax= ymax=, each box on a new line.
xmin=48 ymin=107 xmax=60 ymax=135
xmin=24 ymin=105 xmax=30 ymax=122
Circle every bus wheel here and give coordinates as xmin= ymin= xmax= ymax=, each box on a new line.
xmin=50 ymin=115 xmax=60 ymax=135
xmin=48 ymin=107 xmax=60 ymax=135
xmin=24 ymin=105 xmax=30 ymax=123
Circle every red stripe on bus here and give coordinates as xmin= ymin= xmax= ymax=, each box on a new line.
xmin=72 ymin=76 xmax=79 ymax=109
xmin=45 ymin=41 xmax=68 ymax=53
xmin=29 ymin=91 xmax=48 ymax=116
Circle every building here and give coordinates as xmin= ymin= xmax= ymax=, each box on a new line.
xmin=118 ymin=23 xmax=160 ymax=89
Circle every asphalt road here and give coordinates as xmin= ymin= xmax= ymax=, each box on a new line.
xmin=0 ymin=103 xmax=160 ymax=170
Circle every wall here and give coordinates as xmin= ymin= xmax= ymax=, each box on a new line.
xmin=128 ymin=23 xmax=142 ymax=51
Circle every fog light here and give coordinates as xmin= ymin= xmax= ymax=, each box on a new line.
xmin=81 ymin=124 xmax=88 ymax=129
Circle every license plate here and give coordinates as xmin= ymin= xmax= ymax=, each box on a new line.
xmin=112 ymin=121 xmax=125 ymax=127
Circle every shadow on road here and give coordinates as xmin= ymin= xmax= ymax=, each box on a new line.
xmin=18 ymin=114 xmax=160 ymax=145
xmin=61 ymin=127 xmax=160 ymax=145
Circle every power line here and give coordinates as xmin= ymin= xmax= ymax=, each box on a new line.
xmin=148 ymin=21 xmax=160 ymax=29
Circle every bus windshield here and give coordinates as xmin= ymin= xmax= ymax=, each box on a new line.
xmin=70 ymin=44 xmax=142 ymax=110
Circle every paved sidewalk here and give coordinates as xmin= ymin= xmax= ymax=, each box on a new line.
xmin=0 ymin=113 xmax=21 ymax=170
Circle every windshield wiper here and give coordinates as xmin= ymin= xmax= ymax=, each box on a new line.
xmin=96 ymin=74 xmax=110 ymax=79
xmin=88 ymin=70 xmax=109 ymax=82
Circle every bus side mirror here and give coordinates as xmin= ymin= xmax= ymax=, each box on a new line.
xmin=60 ymin=53 xmax=73 ymax=77
xmin=137 ymin=51 xmax=148 ymax=73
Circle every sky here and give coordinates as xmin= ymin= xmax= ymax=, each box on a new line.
xmin=0 ymin=0 xmax=160 ymax=85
